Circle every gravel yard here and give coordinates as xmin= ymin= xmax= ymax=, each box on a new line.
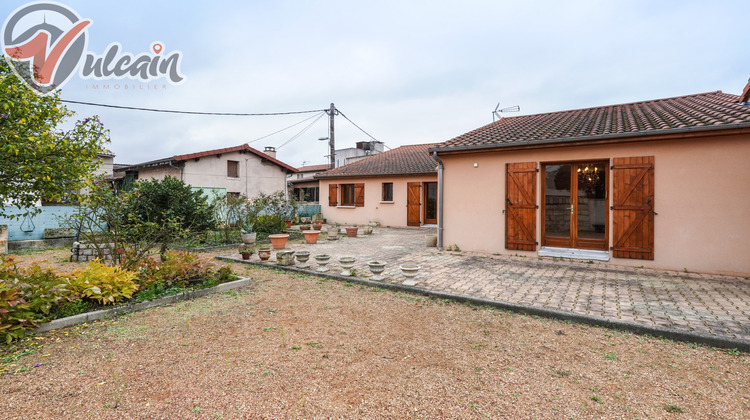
xmin=1 ymin=249 xmax=748 ymax=419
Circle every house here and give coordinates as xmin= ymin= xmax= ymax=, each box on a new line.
xmin=118 ymin=144 xmax=297 ymax=198
xmin=316 ymin=143 xmax=438 ymax=227
xmin=288 ymin=163 xmax=329 ymax=203
xmin=334 ymin=141 xmax=386 ymax=167
xmin=431 ymin=83 xmax=750 ymax=276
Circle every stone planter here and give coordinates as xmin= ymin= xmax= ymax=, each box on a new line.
xmin=315 ymin=254 xmax=331 ymax=272
xmin=339 ymin=256 xmax=357 ymax=276
xmin=399 ymin=264 xmax=421 ymax=286
xmin=368 ymin=261 xmax=386 ymax=281
xmin=276 ymin=250 xmax=295 ymax=266
xmin=362 ymin=226 xmax=373 ymax=235
xmin=326 ymin=227 xmax=340 ymax=240
xmin=345 ymin=227 xmax=358 ymax=237
xmin=295 ymin=251 xmax=311 ymax=268
xmin=268 ymin=233 xmax=290 ymax=249
xmin=241 ymin=232 xmax=257 ymax=245
xmin=303 ymin=230 xmax=320 ymax=244
xmin=425 ymin=234 xmax=437 ymax=247
xmin=258 ymin=247 xmax=272 ymax=262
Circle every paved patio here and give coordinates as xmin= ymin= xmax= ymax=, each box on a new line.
xmin=220 ymin=227 xmax=750 ymax=350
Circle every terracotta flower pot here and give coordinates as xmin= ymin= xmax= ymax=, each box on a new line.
xmin=312 ymin=221 xmax=323 ymax=230
xmin=345 ymin=227 xmax=358 ymax=237
xmin=241 ymin=252 xmax=251 ymax=260
xmin=303 ymin=230 xmax=320 ymax=244
xmin=258 ymin=248 xmax=272 ymax=261
xmin=268 ymin=233 xmax=290 ymax=249
xmin=284 ymin=220 xmax=292 ymax=228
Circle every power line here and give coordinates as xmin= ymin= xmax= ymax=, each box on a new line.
xmin=60 ymin=99 xmax=327 ymax=116
xmin=276 ymin=112 xmax=327 ymax=149
xmin=246 ymin=112 xmax=326 ymax=144
xmin=337 ymin=110 xmax=386 ymax=147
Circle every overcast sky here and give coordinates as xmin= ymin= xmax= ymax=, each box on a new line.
xmin=3 ymin=0 xmax=749 ymax=167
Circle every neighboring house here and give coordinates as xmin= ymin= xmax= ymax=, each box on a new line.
xmin=118 ymin=144 xmax=297 ymax=198
xmin=316 ymin=143 xmax=438 ymax=227
xmin=335 ymin=141 xmax=385 ymax=167
xmin=432 ymin=83 xmax=750 ymax=275
xmin=288 ymin=163 xmax=329 ymax=203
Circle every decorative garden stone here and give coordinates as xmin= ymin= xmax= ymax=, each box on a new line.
xmin=295 ymin=251 xmax=311 ymax=268
xmin=399 ymin=263 xmax=420 ymax=286
xmin=339 ymin=256 xmax=356 ymax=276
xmin=276 ymin=250 xmax=295 ymax=266
xmin=368 ymin=261 xmax=386 ymax=281
xmin=314 ymin=254 xmax=331 ymax=272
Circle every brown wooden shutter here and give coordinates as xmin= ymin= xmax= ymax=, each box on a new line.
xmin=506 ymin=162 xmax=537 ymax=251
xmin=406 ymin=182 xmax=421 ymax=226
xmin=611 ymin=156 xmax=654 ymax=260
xmin=354 ymin=183 xmax=365 ymax=207
xmin=328 ymin=184 xmax=338 ymax=207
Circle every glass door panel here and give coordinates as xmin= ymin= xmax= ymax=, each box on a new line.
xmin=544 ymin=164 xmax=571 ymax=240
xmin=424 ymin=182 xmax=437 ymax=224
xmin=576 ymin=162 xmax=607 ymax=241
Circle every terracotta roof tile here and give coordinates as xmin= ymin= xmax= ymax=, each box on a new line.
xmin=173 ymin=144 xmax=297 ymax=173
xmin=296 ymin=164 xmax=330 ymax=173
xmin=435 ymin=91 xmax=750 ymax=151
xmin=316 ymin=143 xmax=438 ymax=178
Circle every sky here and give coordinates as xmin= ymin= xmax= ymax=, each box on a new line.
xmin=2 ymin=0 xmax=749 ymax=168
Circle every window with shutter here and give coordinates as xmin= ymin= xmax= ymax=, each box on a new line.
xmin=354 ymin=183 xmax=365 ymax=207
xmin=611 ymin=156 xmax=654 ymax=260
xmin=506 ymin=162 xmax=538 ymax=251
xmin=328 ymin=184 xmax=338 ymax=207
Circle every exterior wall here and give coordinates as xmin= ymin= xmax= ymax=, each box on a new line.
xmin=135 ymin=151 xmax=289 ymax=197
xmin=319 ymin=174 xmax=437 ymax=227
xmin=440 ymin=133 xmax=750 ymax=275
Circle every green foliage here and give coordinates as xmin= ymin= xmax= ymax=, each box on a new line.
xmin=122 ymin=176 xmax=217 ymax=256
xmin=250 ymin=191 xmax=298 ymax=221
xmin=63 ymin=261 xmax=139 ymax=305
xmin=0 ymin=59 xmax=109 ymax=218
xmin=253 ymin=214 xmax=287 ymax=234
xmin=133 ymin=251 xmax=217 ymax=289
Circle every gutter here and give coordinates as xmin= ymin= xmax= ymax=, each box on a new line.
xmin=432 ymin=151 xmax=444 ymax=250
xmin=168 ymin=160 xmax=184 ymax=181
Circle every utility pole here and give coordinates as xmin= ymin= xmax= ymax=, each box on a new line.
xmin=326 ymin=103 xmax=337 ymax=169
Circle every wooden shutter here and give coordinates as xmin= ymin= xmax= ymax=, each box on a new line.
xmin=354 ymin=183 xmax=365 ymax=207
xmin=506 ymin=162 xmax=537 ymax=251
xmin=328 ymin=184 xmax=338 ymax=207
xmin=611 ymin=156 xmax=654 ymax=260
xmin=406 ymin=182 xmax=421 ymax=226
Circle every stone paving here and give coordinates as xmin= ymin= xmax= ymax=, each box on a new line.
xmin=225 ymin=227 xmax=750 ymax=348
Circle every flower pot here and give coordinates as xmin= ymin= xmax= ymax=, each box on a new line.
xmin=399 ymin=264 xmax=421 ymax=286
xmin=314 ymin=254 xmax=331 ymax=272
xmin=339 ymin=256 xmax=356 ymax=276
xmin=345 ymin=227 xmax=358 ymax=237
xmin=268 ymin=233 xmax=290 ymax=249
xmin=241 ymin=232 xmax=257 ymax=245
xmin=368 ymin=261 xmax=386 ymax=281
xmin=295 ymin=251 xmax=311 ymax=268
xmin=326 ymin=227 xmax=340 ymax=240
xmin=258 ymin=248 xmax=272 ymax=261
xmin=362 ymin=226 xmax=373 ymax=235
xmin=241 ymin=252 xmax=251 ymax=260
xmin=284 ymin=219 xmax=292 ymax=228
xmin=425 ymin=234 xmax=437 ymax=247
xmin=303 ymin=230 xmax=320 ymax=244
xmin=312 ymin=221 xmax=323 ymax=230
xmin=276 ymin=250 xmax=295 ymax=266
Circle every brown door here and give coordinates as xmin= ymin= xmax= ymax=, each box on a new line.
xmin=542 ymin=161 xmax=608 ymax=250
xmin=423 ymin=182 xmax=437 ymax=225
xmin=407 ymin=182 xmax=421 ymax=226
xmin=506 ymin=162 xmax=537 ymax=251
xmin=611 ymin=156 xmax=654 ymax=260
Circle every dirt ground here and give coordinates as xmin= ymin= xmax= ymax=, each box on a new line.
xmin=1 ymin=249 xmax=749 ymax=419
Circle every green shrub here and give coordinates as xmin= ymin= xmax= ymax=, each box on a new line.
xmin=253 ymin=214 xmax=286 ymax=234
xmin=63 ymin=261 xmax=139 ymax=305
xmin=134 ymin=251 xmax=219 ymax=289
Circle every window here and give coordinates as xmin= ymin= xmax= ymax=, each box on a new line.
xmin=341 ymin=184 xmax=355 ymax=206
xmin=382 ymin=182 xmax=393 ymax=201
xmin=227 ymin=160 xmax=239 ymax=178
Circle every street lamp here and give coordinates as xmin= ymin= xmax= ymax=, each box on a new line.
xmin=318 ymin=136 xmax=335 ymax=169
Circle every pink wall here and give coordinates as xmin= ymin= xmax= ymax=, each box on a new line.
xmin=440 ymin=133 xmax=750 ymax=275
xmin=319 ymin=175 xmax=437 ymax=227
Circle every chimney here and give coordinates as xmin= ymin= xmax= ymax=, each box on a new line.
xmin=740 ymin=78 xmax=750 ymax=104
xmin=263 ymin=146 xmax=276 ymax=159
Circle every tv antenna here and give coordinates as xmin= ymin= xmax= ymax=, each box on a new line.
xmin=492 ymin=103 xmax=520 ymax=121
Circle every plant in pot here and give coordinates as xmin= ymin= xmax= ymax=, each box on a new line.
xmin=238 ymin=244 xmax=254 ymax=260
xmin=311 ymin=213 xmax=323 ymax=230
xmin=258 ymin=245 xmax=272 ymax=261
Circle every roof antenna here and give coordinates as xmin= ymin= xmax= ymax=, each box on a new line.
xmin=493 ymin=103 xmax=520 ymax=121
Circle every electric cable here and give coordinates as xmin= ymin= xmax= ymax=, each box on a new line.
xmin=246 ymin=112 xmax=326 ymax=144
xmin=60 ymin=99 xmax=326 ymax=116
xmin=276 ymin=112 xmax=327 ymax=149
xmin=337 ymin=110 xmax=388 ymax=148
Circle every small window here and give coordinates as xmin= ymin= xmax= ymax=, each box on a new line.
xmin=382 ymin=182 xmax=393 ymax=201
xmin=341 ymin=184 xmax=355 ymax=206
xmin=227 ymin=160 xmax=239 ymax=178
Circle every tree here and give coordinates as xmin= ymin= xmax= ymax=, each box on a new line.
xmin=0 ymin=59 xmax=109 ymax=218
xmin=122 ymin=176 xmax=216 ymax=257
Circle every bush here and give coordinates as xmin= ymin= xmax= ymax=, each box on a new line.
xmin=253 ymin=214 xmax=286 ymax=234
xmin=63 ymin=261 xmax=139 ymax=305
xmin=133 ymin=251 xmax=216 ymax=289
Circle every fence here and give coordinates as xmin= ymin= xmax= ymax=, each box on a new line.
xmin=0 ymin=206 xmax=79 ymax=241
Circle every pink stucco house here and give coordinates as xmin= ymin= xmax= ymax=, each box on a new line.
xmin=432 ymin=82 xmax=750 ymax=275
xmin=316 ymin=144 xmax=438 ymax=227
